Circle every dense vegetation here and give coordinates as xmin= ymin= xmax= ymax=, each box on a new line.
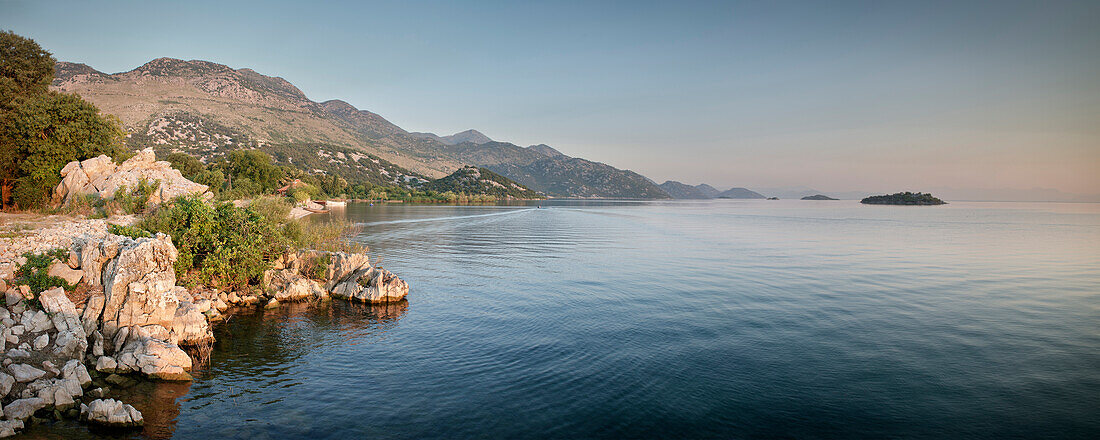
xmin=861 ymin=192 xmax=945 ymax=205
xmin=421 ymin=166 xmax=543 ymax=200
xmin=0 ymin=31 xmax=127 ymax=209
xmin=135 ymin=195 xmax=354 ymax=289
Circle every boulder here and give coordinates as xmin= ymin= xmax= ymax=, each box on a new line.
xmin=331 ymin=268 xmax=409 ymax=303
xmin=47 ymin=261 xmax=83 ymax=285
xmin=111 ymin=326 xmax=192 ymax=381
xmin=0 ymin=420 xmax=24 ymax=438
xmin=2 ymin=398 xmax=45 ymax=421
xmin=8 ymin=364 xmax=46 ymax=383
xmin=80 ymin=399 xmax=143 ymax=427
xmin=55 ymin=148 xmax=211 ymax=206
xmin=38 ymin=287 xmax=88 ymax=358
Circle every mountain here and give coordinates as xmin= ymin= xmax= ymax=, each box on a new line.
xmin=52 ymin=58 xmax=668 ymax=199
xmin=487 ymin=156 xmax=670 ymax=199
xmin=421 ymin=166 xmax=543 ymax=199
xmin=526 ymin=144 xmax=566 ymax=158
xmin=695 ymin=184 xmax=721 ymax=198
xmin=409 ymin=129 xmax=494 ymax=145
xmin=717 ymin=188 xmax=765 ymax=199
xmin=659 ymin=181 xmax=709 ymax=199
xmin=801 ymin=194 xmax=838 ymax=200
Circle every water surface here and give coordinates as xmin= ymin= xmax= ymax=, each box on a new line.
xmin=28 ymin=200 xmax=1100 ymax=439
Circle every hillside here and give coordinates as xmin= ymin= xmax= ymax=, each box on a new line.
xmin=421 ymin=166 xmax=543 ymax=199
xmin=52 ymin=58 xmax=671 ymax=199
xmin=695 ymin=184 xmax=721 ymax=198
xmin=717 ymin=187 xmax=766 ymax=199
xmin=487 ymin=156 xmax=670 ymax=199
xmin=659 ymin=181 xmax=709 ymax=199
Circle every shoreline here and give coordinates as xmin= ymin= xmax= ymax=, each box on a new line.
xmin=0 ymin=213 xmax=408 ymax=437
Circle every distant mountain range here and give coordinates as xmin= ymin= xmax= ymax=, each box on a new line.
xmin=50 ymin=58 xmax=668 ymax=198
xmin=658 ymin=181 xmax=766 ymax=199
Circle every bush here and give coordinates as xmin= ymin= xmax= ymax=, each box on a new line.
xmin=305 ymin=253 xmax=331 ymax=281
xmin=14 ymin=248 xmax=73 ymax=296
xmin=248 ymin=196 xmax=291 ymax=222
xmin=107 ymin=178 xmax=160 ymax=215
xmin=138 ymin=195 xmax=289 ymax=289
xmin=108 ymin=223 xmax=152 ymax=239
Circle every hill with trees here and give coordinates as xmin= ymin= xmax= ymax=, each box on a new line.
xmin=420 ymin=166 xmax=543 ymax=200
xmin=51 ymin=58 xmax=674 ymax=199
xmin=861 ymin=192 xmax=945 ymax=205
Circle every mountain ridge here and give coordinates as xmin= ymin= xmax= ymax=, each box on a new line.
xmin=52 ymin=58 xmax=671 ymax=199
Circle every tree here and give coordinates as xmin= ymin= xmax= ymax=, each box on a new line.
xmin=164 ymin=152 xmax=205 ymax=178
xmin=0 ymin=31 xmax=126 ymax=209
xmin=222 ymin=150 xmax=284 ymax=194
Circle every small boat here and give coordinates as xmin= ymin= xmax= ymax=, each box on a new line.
xmin=321 ymin=199 xmax=347 ymax=207
xmin=304 ymin=206 xmax=330 ymax=214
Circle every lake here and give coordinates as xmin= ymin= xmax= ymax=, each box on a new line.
xmin=27 ymin=200 xmax=1100 ymax=439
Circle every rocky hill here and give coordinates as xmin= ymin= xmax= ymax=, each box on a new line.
xmin=717 ymin=187 xmax=766 ymax=199
xmin=52 ymin=59 xmax=671 ymax=199
xmin=487 ymin=156 xmax=670 ymax=199
xmin=695 ymin=184 xmax=721 ymax=198
xmin=659 ymin=181 xmax=709 ymax=199
xmin=421 ymin=166 xmax=543 ymax=199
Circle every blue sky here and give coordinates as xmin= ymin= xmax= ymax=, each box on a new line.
xmin=6 ymin=0 xmax=1098 ymax=196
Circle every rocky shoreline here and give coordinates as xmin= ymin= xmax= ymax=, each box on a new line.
xmin=0 ymin=217 xmax=407 ymax=437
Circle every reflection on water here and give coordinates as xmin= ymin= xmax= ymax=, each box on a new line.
xmin=25 ymin=200 xmax=1100 ymax=439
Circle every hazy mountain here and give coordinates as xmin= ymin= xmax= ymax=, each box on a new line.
xmin=52 ymin=58 xmax=671 ymax=198
xmin=527 ymin=144 xmax=566 ymax=158
xmin=409 ymin=129 xmax=493 ymax=145
xmin=695 ymin=184 xmax=721 ymax=198
xmin=717 ymin=188 xmax=766 ymax=199
xmin=659 ymin=181 xmax=709 ymax=199
xmin=487 ymin=156 xmax=670 ymax=199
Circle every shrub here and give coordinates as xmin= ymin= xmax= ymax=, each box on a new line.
xmin=108 ymin=178 xmax=160 ymax=214
xmin=138 ymin=195 xmax=289 ymax=289
xmin=305 ymin=253 xmax=331 ymax=281
xmin=14 ymin=248 xmax=73 ymax=296
xmin=248 ymin=196 xmax=291 ymax=222
xmin=108 ymin=223 xmax=152 ymax=239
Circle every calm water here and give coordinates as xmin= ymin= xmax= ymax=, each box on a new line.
xmin=28 ymin=200 xmax=1100 ymax=439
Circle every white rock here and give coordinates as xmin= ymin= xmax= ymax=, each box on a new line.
xmin=47 ymin=261 xmax=83 ymax=285
xmin=80 ymin=399 xmax=143 ymax=427
xmin=7 ymin=364 xmax=45 ymax=383
xmin=2 ymin=398 xmax=45 ymax=421
xmin=32 ymin=334 xmax=48 ymax=350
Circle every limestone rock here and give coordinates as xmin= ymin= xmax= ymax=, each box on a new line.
xmin=2 ymin=398 xmax=45 ymax=421
xmin=8 ymin=364 xmax=46 ymax=383
xmin=332 ymin=268 xmax=409 ymax=303
xmin=38 ymin=287 xmax=88 ymax=358
xmin=0 ymin=419 xmax=23 ymax=438
xmin=80 ymin=399 xmax=143 ymax=427
xmin=0 ymin=372 xmax=14 ymax=396
xmin=111 ymin=326 xmax=192 ymax=381
xmin=47 ymin=261 xmax=83 ymax=285
xmin=55 ymin=148 xmax=211 ymax=206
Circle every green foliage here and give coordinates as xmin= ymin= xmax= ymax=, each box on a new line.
xmin=138 ymin=195 xmax=290 ymax=289
xmin=248 ymin=196 xmax=291 ymax=222
xmin=0 ymin=30 xmax=55 ymax=101
xmin=164 ymin=152 xmax=205 ymax=178
xmin=0 ymin=32 xmax=126 ymax=209
xmin=107 ymin=178 xmax=160 ymax=214
xmin=192 ymin=169 xmax=225 ymax=195
xmin=222 ymin=150 xmax=284 ymax=195
xmin=305 ymin=254 xmax=331 ymax=281
xmin=419 ymin=166 xmax=543 ymax=200
xmin=13 ymin=248 xmax=73 ymax=295
xmin=861 ymin=192 xmax=946 ymax=206
xmin=108 ymin=223 xmax=152 ymax=239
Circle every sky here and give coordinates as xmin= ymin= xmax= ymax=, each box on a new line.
xmin=5 ymin=0 xmax=1099 ymax=198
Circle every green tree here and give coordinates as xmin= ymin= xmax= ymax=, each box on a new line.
xmin=0 ymin=31 xmax=126 ymax=209
xmin=222 ymin=150 xmax=283 ymax=195
xmin=164 ymin=152 xmax=205 ymax=178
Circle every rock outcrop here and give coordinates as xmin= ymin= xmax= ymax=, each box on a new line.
xmin=54 ymin=148 xmax=212 ymax=205
xmin=1 ymin=218 xmax=408 ymax=437
xmin=262 ymin=250 xmax=408 ymax=304
xmin=80 ymin=398 xmax=143 ymax=427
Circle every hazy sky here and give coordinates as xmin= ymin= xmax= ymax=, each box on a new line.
xmin=6 ymin=0 xmax=1099 ymax=195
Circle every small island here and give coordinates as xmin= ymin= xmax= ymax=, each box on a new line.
xmin=766 ymin=197 xmax=779 ymax=200
xmin=860 ymin=192 xmax=945 ymax=205
xmin=801 ymin=194 xmax=837 ymax=200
